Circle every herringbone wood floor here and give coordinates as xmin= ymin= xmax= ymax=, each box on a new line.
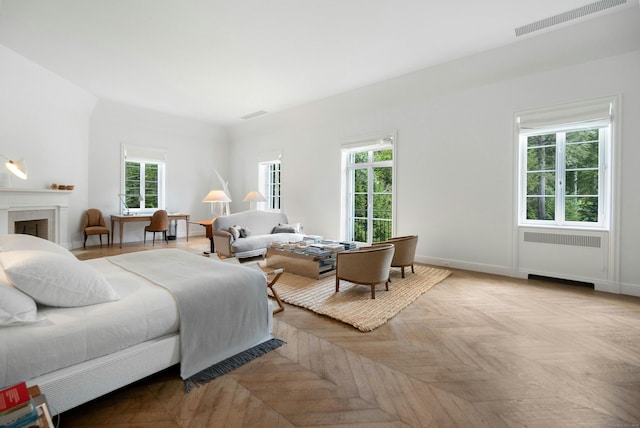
xmin=62 ymin=237 xmax=640 ymax=427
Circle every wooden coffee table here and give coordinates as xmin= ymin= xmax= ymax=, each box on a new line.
xmin=265 ymin=247 xmax=339 ymax=279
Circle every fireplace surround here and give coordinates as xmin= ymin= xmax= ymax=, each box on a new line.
xmin=0 ymin=188 xmax=71 ymax=248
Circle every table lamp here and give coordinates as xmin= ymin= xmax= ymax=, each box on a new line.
xmin=243 ymin=191 xmax=266 ymax=210
xmin=203 ymin=190 xmax=231 ymax=217
xmin=1 ymin=155 xmax=28 ymax=180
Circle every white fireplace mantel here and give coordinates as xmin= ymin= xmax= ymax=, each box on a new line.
xmin=0 ymin=188 xmax=71 ymax=248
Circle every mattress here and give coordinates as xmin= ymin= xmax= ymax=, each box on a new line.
xmin=0 ymin=258 xmax=179 ymax=388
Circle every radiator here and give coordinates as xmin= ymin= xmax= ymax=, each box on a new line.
xmin=518 ymin=228 xmax=609 ymax=284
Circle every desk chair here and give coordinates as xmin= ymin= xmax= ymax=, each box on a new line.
xmin=144 ymin=210 xmax=168 ymax=245
xmin=82 ymin=209 xmax=109 ymax=248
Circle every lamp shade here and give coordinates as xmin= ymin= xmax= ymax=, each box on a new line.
xmin=203 ymin=190 xmax=231 ymax=203
xmin=2 ymin=156 xmax=27 ymax=180
xmin=243 ymin=191 xmax=266 ymax=202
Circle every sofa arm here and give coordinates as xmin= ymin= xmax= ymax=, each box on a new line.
xmin=213 ymin=230 xmax=234 ymax=258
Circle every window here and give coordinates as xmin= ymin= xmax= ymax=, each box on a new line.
xmin=259 ymin=160 xmax=281 ymax=211
xmin=517 ymin=97 xmax=614 ymax=228
xmin=121 ymin=144 xmax=166 ymax=214
xmin=342 ymin=135 xmax=395 ymax=244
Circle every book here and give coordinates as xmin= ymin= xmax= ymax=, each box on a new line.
xmin=0 ymin=383 xmax=30 ymax=415
xmin=0 ymin=399 xmax=38 ymax=427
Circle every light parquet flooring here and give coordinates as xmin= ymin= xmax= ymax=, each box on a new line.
xmin=62 ymin=237 xmax=640 ymax=427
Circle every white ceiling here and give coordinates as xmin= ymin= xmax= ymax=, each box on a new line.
xmin=0 ymin=0 xmax=636 ymax=125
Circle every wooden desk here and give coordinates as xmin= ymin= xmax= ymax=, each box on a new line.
xmin=111 ymin=213 xmax=190 ymax=248
xmin=192 ymin=219 xmax=214 ymax=253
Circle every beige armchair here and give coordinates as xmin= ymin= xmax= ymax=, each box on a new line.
xmin=144 ymin=210 xmax=168 ymax=245
xmin=382 ymin=235 xmax=418 ymax=278
xmin=335 ymin=243 xmax=395 ymax=299
xmin=82 ymin=208 xmax=109 ymax=248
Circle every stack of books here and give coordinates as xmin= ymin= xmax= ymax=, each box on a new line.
xmin=0 ymin=382 xmax=53 ymax=428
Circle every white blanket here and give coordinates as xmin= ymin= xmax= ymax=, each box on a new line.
xmin=107 ymin=249 xmax=270 ymax=379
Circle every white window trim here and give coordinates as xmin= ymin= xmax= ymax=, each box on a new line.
xmin=340 ymin=131 xmax=397 ymax=243
xmin=515 ymin=97 xmax=616 ymax=231
xmin=258 ymin=150 xmax=282 ymax=212
xmin=121 ymin=143 xmax=167 ymax=214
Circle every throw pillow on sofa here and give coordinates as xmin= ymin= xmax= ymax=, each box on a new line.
xmin=228 ymin=225 xmax=242 ymax=240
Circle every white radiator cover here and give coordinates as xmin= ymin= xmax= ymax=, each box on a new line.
xmin=517 ymin=227 xmax=610 ymax=286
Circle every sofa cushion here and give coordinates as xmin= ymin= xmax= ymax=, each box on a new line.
xmin=231 ymin=233 xmax=304 ymax=253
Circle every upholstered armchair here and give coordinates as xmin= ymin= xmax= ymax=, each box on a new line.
xmin=382 ymin=235 xmax=418 ymax=278
xmin=144 ymin=210 xmax=168 ymax=245
xmin=82 ymin=208 xmax=109 ymax=248
xmin=335 ymin=243 xmax=395 ymax=299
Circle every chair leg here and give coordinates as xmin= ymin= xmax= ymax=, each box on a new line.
xmin=401 ymin=266 xmax=405 ymax=278
xmin=144 ymin=231 xmax=147 ymax=245
xmin=99 ymin=234 xmax=103 ymax=247
xmin=83 ymin=233 xmax=87 ymax=248
xmin=370 ymin=284 xmax=376 ymax=299
xmin=335 ymin=278 xmax=340 ymax=293
xmin=152 ymin=232 xmax=156 ymax=246
xmin=411 ymin=264 xmax=415 ymax=273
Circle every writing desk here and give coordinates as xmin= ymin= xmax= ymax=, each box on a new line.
xmin=111 ymin=213 xmax=190 ymax=248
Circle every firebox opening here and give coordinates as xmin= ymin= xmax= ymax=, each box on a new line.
xmin=15 ymin=219 xmax=48 ymax=240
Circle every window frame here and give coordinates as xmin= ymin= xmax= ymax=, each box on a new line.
xmin=259 ymin=159 xmax=281 ymax=212
xmin=341 ymin=133 xmax=396 ymax=244
xmin=516 ymin=97 xmax=614 ymax=230
xmin=120 ymin=144 xmax=167 ymax=215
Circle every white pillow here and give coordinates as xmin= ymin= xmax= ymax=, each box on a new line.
xmin=0 ymin=269 xmax=40 ymax=327
xmin=0 ymin=234 xmax=75 ymax=259
xmin=0 ymin=250 xmax=119 ymax=307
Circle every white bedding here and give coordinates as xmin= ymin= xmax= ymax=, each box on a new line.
xmin=1 ymin=246 xmax=272 ymax=395
xmin=0 ymin=257 xmax=179 ymax=387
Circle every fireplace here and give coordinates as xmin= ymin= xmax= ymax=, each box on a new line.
xmin=0 ymin=189 xmax=71 ymax=248
xmin=14 ymin=219 xmax=49 ymax=239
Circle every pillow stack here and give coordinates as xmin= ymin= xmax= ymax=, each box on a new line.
xmin=0 ymin=234 xmax=119 ymax=328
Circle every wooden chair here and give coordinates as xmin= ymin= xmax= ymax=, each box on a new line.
xmin=82 ymin=208 xmax=110 ymax=248
xmin=144 ymin=210 xmax=168 ymax=245
xmin=335 ymin=243 xmax=395 ymax=299
xmin=382 ymin=235 xmax=418 ymax=278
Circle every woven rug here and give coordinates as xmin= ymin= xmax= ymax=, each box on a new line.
xmin=272 ymin=264 xmax=451 ymax=332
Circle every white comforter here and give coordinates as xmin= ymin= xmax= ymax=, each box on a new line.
xmin=1 ymin=249 xmax=270 ymax=387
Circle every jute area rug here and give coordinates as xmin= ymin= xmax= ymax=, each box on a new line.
xmin=272 ymin=264 xmax=451 ymax=332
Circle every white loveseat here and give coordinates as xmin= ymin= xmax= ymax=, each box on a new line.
xmin=212 ymin=210 xmax=304 ymax=259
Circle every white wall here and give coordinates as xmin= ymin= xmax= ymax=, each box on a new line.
xmin=88 ymin=100 xmax=229 ymax=246
xmin=228 ymin=11 xmax=640 ymax=296
xmin=0 ymin=43 xmax=97 ymax=247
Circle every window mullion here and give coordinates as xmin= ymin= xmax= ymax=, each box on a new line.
xmin=557 ymin=132 xmax=566 ymax=224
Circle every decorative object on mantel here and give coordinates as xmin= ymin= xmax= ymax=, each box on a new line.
xmin=50 ymin=184 xmax=74 ymax=191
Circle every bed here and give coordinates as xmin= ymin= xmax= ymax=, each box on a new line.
xmin=0 ymin=234 xmax=275 ymax=415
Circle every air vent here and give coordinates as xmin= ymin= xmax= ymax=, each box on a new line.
xmin=515 ymin=0 xmax=627 ymax=37
xmin=523 ymin=232 xmax=601 ymax=248
xmin=240 ymin=110 xmax=268 ymax=120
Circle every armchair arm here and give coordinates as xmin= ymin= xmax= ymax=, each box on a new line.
xmin=212 ymin=230 xmax=234 ymax=258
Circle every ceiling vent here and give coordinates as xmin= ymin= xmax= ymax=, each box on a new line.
xmin=515 ymin=0 xmax=627 ymax=37
xmin=240 ymin=110 xmax=268 ymax=120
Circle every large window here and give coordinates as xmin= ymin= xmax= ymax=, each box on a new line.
xmin=259 ymin=160 xmax=281 ymax=211
xmin=343 ymin=135 xmax=395 ymax=244
xmin=517 ymin=98 xmax=614 ymax=228
xmin=121 ymin=144 xmax=166 ymax=214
